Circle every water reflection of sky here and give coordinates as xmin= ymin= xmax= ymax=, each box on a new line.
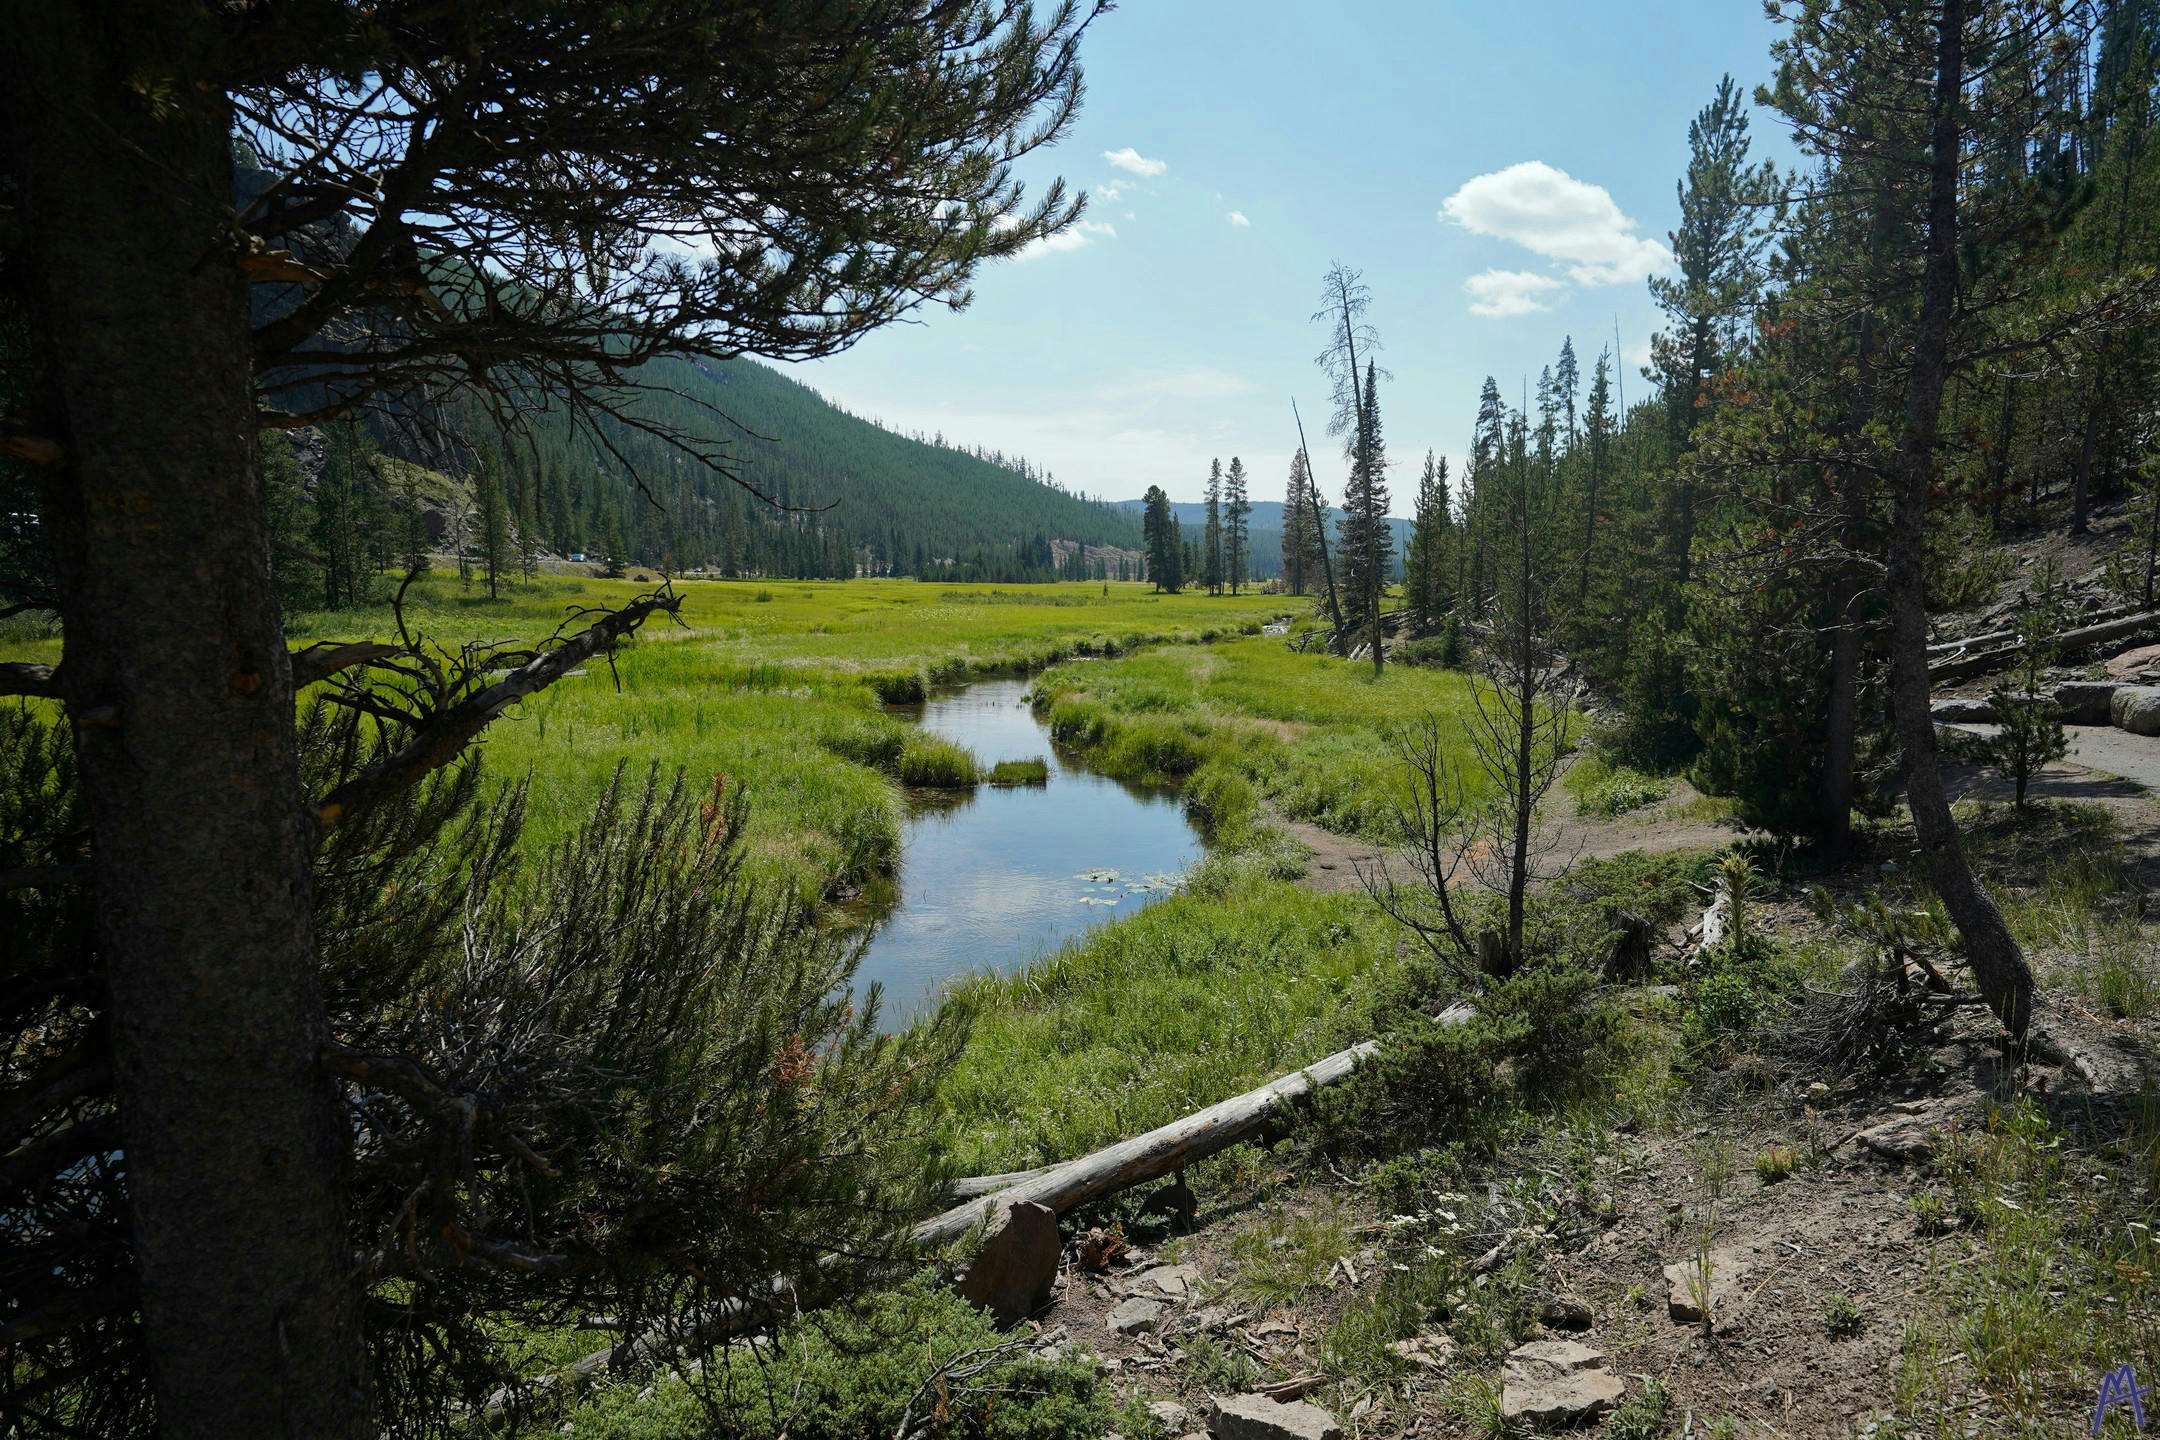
xmin=855 ymin=678 xmax=1202 ymax=1028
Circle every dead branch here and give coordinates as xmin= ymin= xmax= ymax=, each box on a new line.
xmin=313 ymin=589 xmax=681 ymax=834
xmin=290 ymin=640 xmax=402 ymax=691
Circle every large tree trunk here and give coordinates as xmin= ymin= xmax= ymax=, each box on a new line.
xmin=1 ymin=9 xmax=368 ymax=1437
xmin=1886 ymin=0 xmax=2036 ymax=1042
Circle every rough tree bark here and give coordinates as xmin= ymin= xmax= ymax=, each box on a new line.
xmin=1885 ymin=0 xmax=2036 ymax=1041
xmin=0 ymin=7 xmax=368 ymax=1436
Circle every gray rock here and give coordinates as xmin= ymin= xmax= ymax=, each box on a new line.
xmin=1663 ymin=1250 xmax=1751 ymax=1325
xmin=1137 ymin=1262 xmax=1199 ymax=1298
xmin=2114 ymin=685 xmax=2160 ymax=736
xmin=1107 ymin=1297 xmax=1166 ymax=1335
xmin=1149 ymin=1400 xmax=1194 ymax=1433
xmin=1930 ymin=696 xmax=1997 ymax=724
xmin=1499 ymin=1340 xmax=1625 ymax=1426
xmin=1208 ymin=1394 xmax=1342 ymax=1440
xmin=2055 ymin=680 xmax=2118 ymax=725
xmin=1538 ymin=1296 xmax=1594 ymax=1330
xmin=1856 ymin=1115 xmax=1936 ymax=1163
xmin=956 ymin=1201 xmax=1060 ymax=1329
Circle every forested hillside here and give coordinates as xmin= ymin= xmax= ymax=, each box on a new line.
xmin=280 ymin=353 xmax=1145 ymax=586
xmin=1386 ymin=19 xmax=2160 ymax=849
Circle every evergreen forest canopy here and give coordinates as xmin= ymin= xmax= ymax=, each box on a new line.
xmin=279 ymin=349 xmax=1150 ymax=589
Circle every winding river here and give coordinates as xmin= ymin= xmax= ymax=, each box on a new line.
xmin=854 ymin=677 xmax=1203 ymax=1026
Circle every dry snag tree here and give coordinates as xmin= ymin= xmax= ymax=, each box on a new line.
xmin=1361 ymin=441 xmax=1574 ymax=984
xmin=0 ymin=2 xmax=1101 ymax=1436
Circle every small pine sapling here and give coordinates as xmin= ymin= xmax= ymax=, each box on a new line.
xmin=1975 ymin=567 xmax=2067 ymax=808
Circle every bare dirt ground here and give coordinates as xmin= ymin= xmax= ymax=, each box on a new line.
xmin=1283 ymin=777 xmax=1750 ymax=896
xmin=1016 ymin=993 xmax=2141 ymax=1438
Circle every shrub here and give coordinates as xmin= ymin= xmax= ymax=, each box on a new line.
xmin=1754 ymin=1145 xmax=1796 ymax=1182
xmin=561 ymin=1276 xmax=1107 ymax=1440
xmin=986 ymin=758 xmax=1049 ymax=786
xmin=896 ymin=735 xmax=980 ymax=787
xmin=867 ymin=670 xmax=927 ymax=706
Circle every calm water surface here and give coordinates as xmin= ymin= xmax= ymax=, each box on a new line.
xmin=855 ymin=678 xmax=1202 ymax=1026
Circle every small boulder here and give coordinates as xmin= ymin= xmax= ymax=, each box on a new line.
xmin=2107 ymin=643 xmax=2160 ymax=681
xmin=1148 ymin=1400 xmax=1194 ymax=1433
xmin=1389 ymin=1333 xmax=1456 ymax=1370
xmin=2055 ymin=680 xmax=2118 ymax=726
xmin=1137 ymin=1262 xmax=1199 ymax=1298
xmin=955 ymin=1201 xmax=1060 ymax=1329
xmin=1107 ymin=1297 xmax=1166 ymax=1335
xmin=1930 ymin=696 xmax=1997 ymax=724
xmin=1856 ymin=1115 xmax=1936 ymax=1163
xmin=1663 ymin=1250 xmax=1750 ymax=1325
xmin=1208 ymin=1393 xmax=1342 ymax=1440
xmin=1538 ymin=1296 xmax=1594 ymax=1330
xmin=2114 ymin=685 xmax=2160 ymax=736
xmin=1498 ymin=1340 xmax=1625 ymax=1426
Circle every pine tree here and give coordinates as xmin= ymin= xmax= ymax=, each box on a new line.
xmin=474 ymin=446 xmax=513 ymax=599
xmin=1339 ymin=359 xmax=1393 ymax=674
xmin=1223 ymin=456 xmax=1251 ymax=594
xmin=1406 ymin=451 xmax=1451 ymax=636
xmin=312 ymin=419 xmax=381 ymax=610
xmin=1142 ymin=485 xmax=1181 ymax=592
xmin=1202 ymin=459 xmax=1225 ymax=595
xmin=1649 ymin=73 xmax=1775 ymax=585
xmin=1281 ymin=450 xmax=1315 ymax=594
xmin=1554 ymin=337 xmax=1581 ymax=449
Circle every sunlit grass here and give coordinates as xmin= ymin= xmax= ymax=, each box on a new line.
xmin=936 ymin=879 xmax=1398 ymax=1172
xmin=1033 ymin=638 xmax=1490 ymax=841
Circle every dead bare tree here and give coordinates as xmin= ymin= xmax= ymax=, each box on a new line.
xmin=1361 ymin=450 xmax=1575 ymax=981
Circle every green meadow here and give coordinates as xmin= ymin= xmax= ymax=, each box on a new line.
xmin=2 ymin=573 xmax=1485 ymax=1166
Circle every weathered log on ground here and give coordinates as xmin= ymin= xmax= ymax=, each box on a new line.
xmin=950 ymin=1166 xmax=1056 ymax=1200
xmin=1929 ymin=608 xmax=2160 ymax=684
xmin=914 ymin=1041 xmax=1379 ymax=1248
xmin=1689 ymin=884 xmax=1731 ymax=955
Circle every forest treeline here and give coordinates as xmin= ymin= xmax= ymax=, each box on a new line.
xmin=1365 ymin=6 xmax=2160 ymax=851
xmin=269 ymin=348 xmax=1148 ymax=592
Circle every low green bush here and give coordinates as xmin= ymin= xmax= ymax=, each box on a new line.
xmin=896 ymin=735 xmax=980 ymax=788
xmin=561 ymin=1276 xmax=1108 ymax=1440
xmin=986 ymin=757 xmax=1049 ymax=786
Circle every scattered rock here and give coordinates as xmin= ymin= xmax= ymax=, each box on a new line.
xmin=1498 ymin=1340 xmax=1625 ymax=1426
xmin=2107 ymin=643 xmax=2160 ymax=681
xmin=1663 ymin=1250 xmax=1751 ymax=1325
xmin=2113 ymin=685 xmax=2160 ymax=736
xmin=1107 ymin=1297 xmax=1166 ymax=1335
xmin=2055 ymin=680 xmax=2119 ymax=725
xmin=1856 ymin=1116 xmax=1937 ymax=1163
xmin=1149 ymin=1400 xmax=1194 ymax=1433
xmin=955 ymin=1201 xmax=1060 ymax=1329
xmin=1930 ymin=696 xmax=1997 ymax=724
xmin=1208 ymin=1393 xmax=1343 ymax=1440
xmin=1389 ymin=1333 xmax=1457 ymax=1370
xmin=1538 ymin=1296 xmax=1594 ymax=1330
xmin=1137 ymin=1263 xmax=1199 ymax=1298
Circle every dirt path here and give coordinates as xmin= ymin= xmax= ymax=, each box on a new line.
xmin=1282 ymin=775 xmax=1751 ymax=893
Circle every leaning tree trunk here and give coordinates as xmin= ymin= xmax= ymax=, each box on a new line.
xmin=1 ymin=9 xmax=368 ymax=1437
xmin=1885 ymin=0 xmax=2036 ymax=1042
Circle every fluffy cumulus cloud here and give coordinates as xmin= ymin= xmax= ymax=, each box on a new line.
xmin=1012 ymin=218 xmax=1116 ymax=261
xmin=1462 ymin=269 xmax=1566 ymax=318
xmin=1227 ymin=210 xmax=1251 ymax=227
xmin=1102 ymin=146 xmax=1168 ymax=178
xmin=1440 ymin=162 xmax=1673 ymax=313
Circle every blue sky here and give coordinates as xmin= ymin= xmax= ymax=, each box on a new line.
xmin=787 ymin=1 xmax=1795 ymax=510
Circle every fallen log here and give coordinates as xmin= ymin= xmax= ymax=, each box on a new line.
xmin=1930 ymin=608 xmax=2160 ymax=683
xmin=950 ymin=1166 xmax=1056 ymax=1200
xmin=914 ymin=1041 xmax=1379 ymax=1248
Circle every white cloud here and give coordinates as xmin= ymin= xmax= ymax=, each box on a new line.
xmin=1462 ymin=269 xmax=1565 ymax=318
xmin=1095 ymin=181 xmax=1125 ymax=203
xmin=1227 ymin=210 xmax=1251 ymax=228
xmin=1103 ymin=146 xmax=1167 ymax=178
xmin=1013 ymin=218 xmax=1116 ymax=261
xmin=1440 ymin=161 xmax=1673 ymax=288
